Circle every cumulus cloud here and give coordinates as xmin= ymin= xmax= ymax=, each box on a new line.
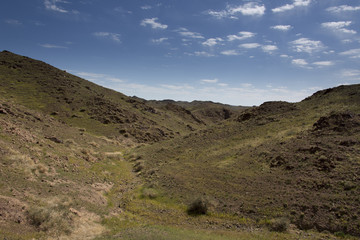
xmin=176 ymin=28 xmax=204 ymax=39
xmin=221 ymin=50 xmax=239 ymax=56
xmin=342 ymin=69 xmax=360 ymax=80
xmin=326 ymin=5 xmax=360 ymax=13
xmin=206 ymin=2 xmax=265 ymax=19
xmin=141 ymin=5 xmax=152 ymax=10
xmin=202 ymin=38 xmax=223 ymax=47
xmin=290 ymin=38 xmax=325 ymax=54
xmin=229 ymin=2 xmax=266 ymax=16
xmin=239 ymin=43 xmax=277 ymax=53
xmin=271 ymin=25 xmax=293 ymax=31
xmin=152 ymin=38 xmax=168 ymax=44
xmin=93 ymin=32 xmax=121 ymax=43
xmin=272 ymin=0 xmax=311 ymax=13
xmin=321 ymin=21 xmax=356 ymax=34
xmin=73 ymin=71 xmax=125 ymax=84
xmin=262 ymin=45 xmax=278 ymax=53
xmin=239 ymin=43 xmax=261 ymax=49
xmin=201 ymin=78 xmax=219 ymax=84
xmin=227 ymin=32 xmax=255 ymax=41
xmin=313 ymin=61 xmax=334 ymax=67
xmin=339 ymin=48 xmax=360 ymax=58
xmin=292 ymin=58 xmax=308 ymax=66
xmin=40 ymin=43 xmax=68 ymax=49
xmin=140 ymin=18 xmax=168 ymax=29
xmin=186 ymin=51 xmax=215 ymax=57
xmin=44 ymin=0 xmax=70 ymax=13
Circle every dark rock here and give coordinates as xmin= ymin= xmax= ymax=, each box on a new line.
xmin=45 ymin=136 xmax=63 ymax=144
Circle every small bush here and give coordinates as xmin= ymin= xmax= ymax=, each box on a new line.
xmin=141 ymin=188 xmax=158 ymax=199
xmin=187 ymin=198 xmax=208 ymax=215
xmin=27 ymin=200 xmax=73 ymax=235
xmin=268 ymin=217 xmax=290 ymax=232
xmin=28 ymin=207 xmax=51 ymax=228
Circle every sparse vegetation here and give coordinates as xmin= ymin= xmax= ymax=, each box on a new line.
xmin=27 ymin=201 xmax=72 ymax=235
xmin=141 ymin=187 xmax=158 ymax=199
xmin=1 ymin=51 xmax=360 ymax=239
xmin=267 ymin=217 xmax=290 ymax=232
xmin=187 ymin=198 xmax=208 ymax=215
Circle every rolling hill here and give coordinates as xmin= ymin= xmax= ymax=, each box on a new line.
xmin=0 ymin=51 xmax=359 ymax=240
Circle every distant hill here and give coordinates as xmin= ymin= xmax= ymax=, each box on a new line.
xmin=0 ymin=50 xmax=245 ymax=143
xmin=137 ymin=84 xmax=360 ymax=236
xmin=1 ymin=50 xmax=359 ymax=239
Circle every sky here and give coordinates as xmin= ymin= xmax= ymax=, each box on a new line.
xmin=1 ymin=0 xmax=360 ymax=106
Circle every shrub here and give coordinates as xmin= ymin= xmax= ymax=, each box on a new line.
xmin=268 ymin=217 xmax=290 ymax=232
xmin=141 ymin=188 xmax=158 ymax=199
xmin=187 ymin=198 xmax=208 ymax=215
xmin=27 ymin=200 xmax=73 ymax=235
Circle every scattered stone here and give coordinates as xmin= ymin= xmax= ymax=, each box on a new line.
xmin=45 ymin=136 xmax=63 ymax=144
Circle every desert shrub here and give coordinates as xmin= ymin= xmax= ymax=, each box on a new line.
xmin=27 ymin=201 xmax=73 ymax=235
xmin=187 ymin=198 xmax=208 ymax=215
xmin=89 ymin=141 xmax=99 ymax=148
xmin=28 ymin=207 xmax=51 ymax=228
xmin=268 ymin=217 xmax=290 ymax=232
xmin=141 ymin=188 xmax=158 ymax=199
xmin=64 ymin=139 xmax=76 ymax=147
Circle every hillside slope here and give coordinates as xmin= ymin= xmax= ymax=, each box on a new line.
xmin=136 ymin=84 xmax=360 ymax=236
xmin=0 ymin=51 xmax=244 ymax=143
xmin=0 ymin=51 xmax=359 ymax=240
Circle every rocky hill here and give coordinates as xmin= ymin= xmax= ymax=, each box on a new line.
xmin=0 ymin=51 xmax=359 ymax=240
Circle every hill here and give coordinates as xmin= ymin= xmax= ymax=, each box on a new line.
xmin=0 ymin=51 xmax=245 ymax=144
xmin=137 ymin=85 xmax=360 ymax=235
xmin=0 ymin=51 xmax=359 ymax=240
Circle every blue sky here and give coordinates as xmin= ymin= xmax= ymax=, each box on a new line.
xmin=1 ymin=0 xmax=360 ymax=105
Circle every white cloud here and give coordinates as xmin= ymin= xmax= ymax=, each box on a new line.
xmin=206 ymin=10 xmax=229 ymax=19
xmin=76 ymin=72 xmax=106 ymax=78
xmin=93 ymin=32 xmax=121 ymax=43
xmin=313 ymin=61 xmax=334 ymax=67
xmin=40 ymin=43 xmax=68 ymax=49
xmin=73 ymin=71 xmax=125 ymax=84
xmin=152 ymin=38 xmax=168 ymax=44
xmin=272 ymin=0 xmax=311 ymax=13
xmin=188 ymin=51 xmax=215 ymax=57
xmin=341 ymin=69 xmax=360 ymax=79
xmin=271 ymin=25 xmax=293 ymax=31
xmin=202 ymin=38 xmax=223 ymax=47
xmin=228 ymin=2 xmax=266 ymax=16
xmin=339 ymin=48 xmax=360 ymax=58
xmin=227 ymin=32 xmax=255 ymax=41
xmin=280 ymin=54 xmax=290 ymax=58
xmin=262 ymin=45 xmax=278 ymax=53
xmin=292 ymin=58 xmax=308 ymax=66
xmin=201 ymin=78 xmax=219 ymax=84
xmin=206 ymin=2 xmax=265 ymax=19
xmin=107 ymin=77 xmax=124 ymax=83
xmin=141 ymin=5 xmax=152 ymax=10
xmin=140 ymin=18 xmax=168 ymax=30
xmin=239 ymin=43 xmax=261 ymax=49
xmin=81 ymin=77 xmax=318 ymax=106
xmin=160 ymin=84 xmax=194 ymax=90
xmin=321 ymin=21 xmax=356 ymax=34
xmin=327 ymin=5 xmax=360 ymax=13
xmin=290 ymin=38 xmax=325 ymax=54
xmin=5 ymin=19 xmax=22 ymax=25
xmin=176 ymin=28 xmax=204 ymax=39
xmin=44 ymin=0 xmax=69 ymax=13
xmin=221 ymin=50 xmax=239 ymax=56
